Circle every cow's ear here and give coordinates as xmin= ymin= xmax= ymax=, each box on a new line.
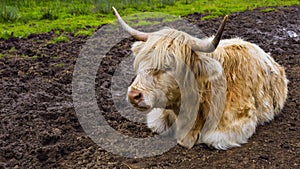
xmin=193 ymin=54 xmax=223 ymax=80
xmin=131 ymin=41 xmax=145 ymax=56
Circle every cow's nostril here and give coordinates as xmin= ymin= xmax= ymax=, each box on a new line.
xmin=128 ymin=89 xmax=143 ymax=104
xmin=133 ymin=93 xmax=142 ymax=101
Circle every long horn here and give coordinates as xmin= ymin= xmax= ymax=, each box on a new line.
xmin=112 ymin=7 xmax=148 ymax=41
xmin=190 ymin=15 xmax=228 ymax=53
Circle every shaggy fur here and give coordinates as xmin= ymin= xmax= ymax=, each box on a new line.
xmin=128 ymin=28 xmax=288 ymax=149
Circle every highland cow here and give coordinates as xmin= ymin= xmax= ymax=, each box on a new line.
xmin=113 ymin=7 xmax=288 ymax=149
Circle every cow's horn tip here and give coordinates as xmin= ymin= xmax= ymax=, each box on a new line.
xmin=112 ymin=7 xmax=117 ymax=13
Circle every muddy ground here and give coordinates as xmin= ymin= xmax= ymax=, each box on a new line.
xmin=0 ymin=6 xmax=299 ymax=169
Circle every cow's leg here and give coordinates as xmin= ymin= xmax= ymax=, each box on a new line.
xmin=147 ymin=108 xmax=176 ymax=134
xmin=176 ymin=112 xmax=205 ymax=149
xmin=200 ymin=108 xmax=258 ymax=150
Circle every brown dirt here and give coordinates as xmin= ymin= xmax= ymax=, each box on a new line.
xmin=0 ymin=6 xmax=299 ymax=169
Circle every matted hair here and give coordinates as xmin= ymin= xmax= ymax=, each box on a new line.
xmin=133 ymin=28 xmax=202 ymax=72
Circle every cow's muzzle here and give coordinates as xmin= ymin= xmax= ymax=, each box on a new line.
xmin=127 ymin=89 xmax=150 ymax=111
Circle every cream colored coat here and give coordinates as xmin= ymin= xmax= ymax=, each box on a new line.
xmin=128 ymin=28 xmax=288 ymax=149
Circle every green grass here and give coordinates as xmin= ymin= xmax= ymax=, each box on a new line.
xmin=32 ymin=55 xmax=38 ymax=59
xmin=9 ymin=46 xmax=16 ymax=52
xmin=74 ymin=29 xmax=94 ymax=37
xmin=49 ymin=35 xmax=69 ymax=44
xmin=260 ymin=7 xmax=277 ymax=13
xmin=118 ymin=11 xmax=180 ymax=27
xmin=53 ymin=63 xmax=65 ymax=67
xmin=0 ymin=0 xmax=299 ymax=39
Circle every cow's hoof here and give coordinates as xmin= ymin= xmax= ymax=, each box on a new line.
xmin=177 ymin=133 xmax=198 ymax=149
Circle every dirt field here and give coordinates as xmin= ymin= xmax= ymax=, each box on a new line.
xmin=0 ymin=6 xmax=299 ymax=169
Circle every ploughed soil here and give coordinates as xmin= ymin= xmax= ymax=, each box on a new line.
xmin=0 ymin=6 xmax=299 ymax=169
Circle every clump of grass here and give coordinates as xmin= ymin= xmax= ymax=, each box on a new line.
xmin=0 ymin=30 xmax=11 ymax=39
xmin=68 ymin=4 xmax=90 ymax=16
xmin=54 ymin=30 xmax=61 ymax=35
xmin=92 ymin=0 xmax=179 ymax=14
xmin=93 ymin=0 xmax=115 ymax=14
xmin=74 ymin=29 xmax=93 ymax=37
xmin=183 ymin=0 xmax=195 ymax=4
xmin=54 ymin=35 xmax=69 ymax=43
xmin=0 ymin=6 xmax=19 ymax=23
xmin=48 ymin=35 xmax=69 ymax=44
xmin=41 ymin=8 xmax=59 ymax=20
xmin=54 ymin=63 xmax=65 ymax=67
xmin=159 ymin=0 xmax=177 ymax=6
xmin=9 ymin=46 xmax=16 ymax=52
xmin=261 ymin=7 xmax=276 ymax=13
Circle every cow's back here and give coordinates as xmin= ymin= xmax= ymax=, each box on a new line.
xmin=208 ymin=38 xmax=288 ymax=124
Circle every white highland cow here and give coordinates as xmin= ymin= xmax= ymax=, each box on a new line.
xmin=113 ymin=7 xmax=288 ymax=149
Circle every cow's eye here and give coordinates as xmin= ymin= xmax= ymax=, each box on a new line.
xmin=164 ymin=67 xmax=172 ymax=71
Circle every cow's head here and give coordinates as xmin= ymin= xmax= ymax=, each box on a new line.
xmin=113 ymin=7 xmax=227 ymax=112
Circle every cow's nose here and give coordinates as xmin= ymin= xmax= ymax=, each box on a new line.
xmin=128 ymin=89 xmax=143 ymax=105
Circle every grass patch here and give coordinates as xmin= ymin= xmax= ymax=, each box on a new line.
xmin=48 ymin=35 xmax=69 ymax=44
xmin=117 ymin=12 xmax=180 ymax=27
xmin=9 ymin=46 xmax=16 ymax=52
xmin=74 ymin=29 xmax=94 ymax=37
xmin=261 ymin=7 xmax=277 ymax=13
xmin=53 ymin=35 xmax=69 ymax=43
xmin=54 ymin=63 xmax=65 ymax=67
xmin=0 ymin=6 xmax=19 ymax=23
xmin=0 ymin=0 xmax=299 ymax=39
xmin=41 ymin=9 xmax=59 ymax=20
xmin=32 ymin=55 xmax=38 ymax=59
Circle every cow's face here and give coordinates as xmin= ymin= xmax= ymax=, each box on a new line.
xmin=127 ymin=37 xmax=181 ymax=110
xmin=127 ymin=65 xmax=181 ymax=112
xmin=127 ymin=36 xmax=224 ymax=112
xmin=127 ymin=41 xmax=181 ymax=112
